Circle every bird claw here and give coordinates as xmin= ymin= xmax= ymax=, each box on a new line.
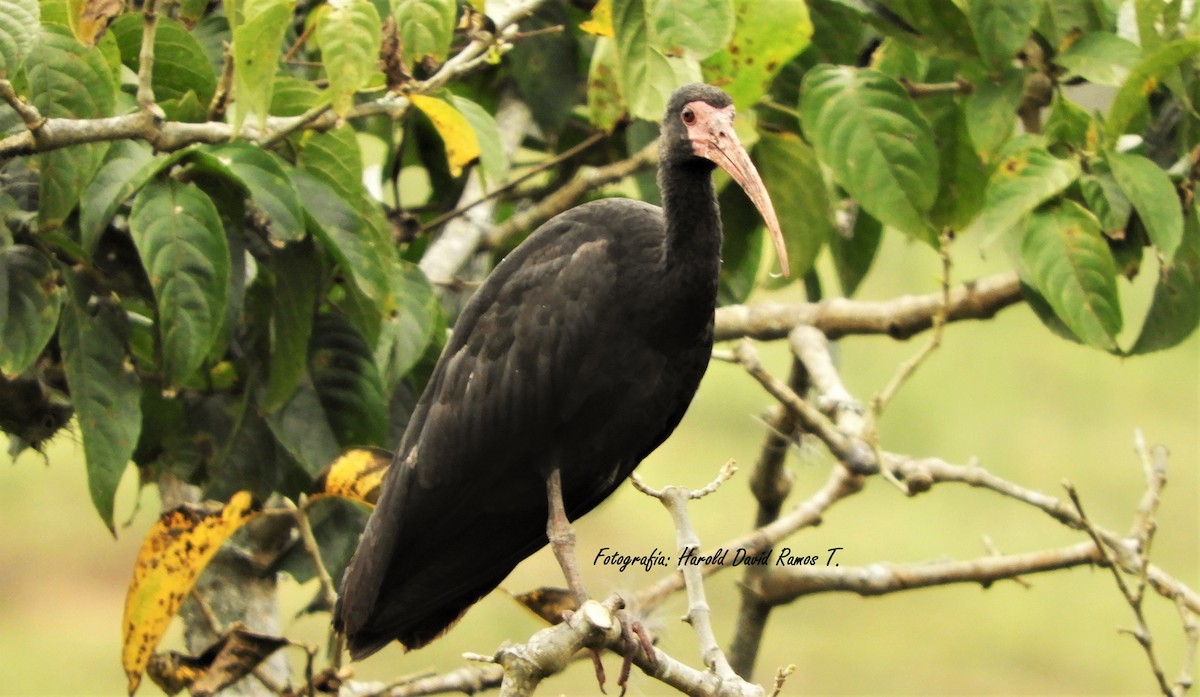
xmin=584 ymin=606 xmax=658 ymax=697
xmin=615 ymin=610 xmax=657 ymax=697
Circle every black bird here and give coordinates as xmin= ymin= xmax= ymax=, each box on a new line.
xmin=337 ymin=83 xmax=788 ymax=658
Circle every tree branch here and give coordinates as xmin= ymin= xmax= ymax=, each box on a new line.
xmin=632 ymin=462 xmax=741 ymax=681
xmin=482 ymin=140 xmax=660 ymax=250
xmin=759 ymin=541 xmax=1103 ymax=604
xmin=713 ymin=271 xmax=1022 ymax=342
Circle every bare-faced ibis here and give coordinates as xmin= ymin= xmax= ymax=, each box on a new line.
xmin=337 ymin=83 xmax=788 ymax=658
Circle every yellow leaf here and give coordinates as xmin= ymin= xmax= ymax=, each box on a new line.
xmin=73 ymin=0 xmax=124 ymax=46
xmin=313 ymin=447 xmax=391 ymax=506
xmin=122 ymin=492 xmax=260 ymax=695
xmin=579 ymin=0 xmax=613 ymax=37
xmin=410 ymin=94 xmax=480 ymax=177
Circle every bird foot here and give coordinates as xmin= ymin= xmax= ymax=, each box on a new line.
xmin=581 ymin=598 xmax=657 ymax=697
xmin=615 ymin=609 xmax=658 ymax=697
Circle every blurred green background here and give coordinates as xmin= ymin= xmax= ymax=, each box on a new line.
xmin=1 ymin=231 xmax=1196 ymax=695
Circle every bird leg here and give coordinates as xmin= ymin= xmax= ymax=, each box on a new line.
xmin=545 ymin=467 xmax=589 ymax=604
xmin=546 ymin=468 xmax=611 ymax=691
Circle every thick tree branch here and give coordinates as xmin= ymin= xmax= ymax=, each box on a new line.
xmin=713 ymin=271 xmax=1022 ymax=342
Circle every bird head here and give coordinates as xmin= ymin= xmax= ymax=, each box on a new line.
xmin=663 ymin=84 xmax=790 ymax=277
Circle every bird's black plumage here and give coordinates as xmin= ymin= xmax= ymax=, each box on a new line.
xmin=337 ymin=84 xmax=785 ymax=658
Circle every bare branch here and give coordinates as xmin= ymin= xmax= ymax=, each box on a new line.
xmin=714 ymin=271 xmax=1022 ymax=342
xmin=635 ymin=465 xmax=864 ymax=612
xmin=1066 ymin=482 xmax=1175 ymax=696
xmin=730 ymin=360 xmax=805 ymax=678
xmin=759 ymin=541 xmax=1103 ymax=604
xmin=633 ymin=463 xmax=740 ymax=681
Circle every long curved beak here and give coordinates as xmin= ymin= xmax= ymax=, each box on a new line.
xmin=689 ymin=103 xmax=790 ymax=277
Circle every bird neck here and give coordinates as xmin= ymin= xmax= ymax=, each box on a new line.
xmin=653 ymin=161 xmax=723 ymax=341
xmin=658 ymin=161 xmax=723 ymax=283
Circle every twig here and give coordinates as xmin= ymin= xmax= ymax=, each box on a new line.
xmin=418 ymin=92 xmax=530 ymax=285
xmin=419 ymin=131 xmax=607 ymax=234
xmin=863 ymin=232 xmax=952 ymax=492
xmin=759 ymin=540 xmax=1104 ymax=604
xmin=1066 ymin=482 xmax=1175 ymax=696
xmin=282 ymin=497 xmax=339 ymax=614
xmin=631 ymin=463 xmax=740 ymax=680
xmin=207 ymin=43 xmax=235 ymax=122
xmin=635 ymin=464 xmax=864 ymax=612
xmin=769 ymin=665 xmax=795 ymax=697
xmin=482 ymin=140 xmax=660 ymax=250
xmin=898 ymin=76 xmax=974 ymax=97
xmin=713 ymin=271 xmax=1022 ymax=342
xmin=136 ymin=0 xmax=162 ymax=112
xmin=730 ymin=360 xmax=805 ymax=679
xmin=731 ymin=340 xmax=873 ymax=472
xmin=0 ymin=79 xmax=44 ymax=129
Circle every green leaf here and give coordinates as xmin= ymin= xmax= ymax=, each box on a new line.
xmin=867 ymin=0 xmax=978 ymax=59
xmin=230 ymin=0 xmax=292 ymax=129
xmin=109 ymin=14 xmax=218 ymax=118
xmin=1054 ymin=32 xmax=1141 ymax=87
xmin=716 ymin=173 xmax=763 ymax=305
xmin=965 ymin=69 xmax=1024 ymax=160
xmin=1043 ymin=92 xmax=1095 ymax=152
xmin=929 ymin=98 xmax=987 ymax=230
xmin=647 ymin=0 xmax=733 ymax=60
xmin=700 ymin=0 xmax=811 ymax=110
xmin=262 ymin=240 xmax=320 ymax=412
xmin=1130 ymin=206 xmax=1200 ymax=354
xmin=0 ymin=246 xmax=63 ymax=375
xmin=293 ymin=170 xmax=390 ymax=304
xmin=1106 ymin=151 xmax=1183 ymax=262
xmin=393 ymin=0 xmax=455 ymax=69
xmin=375 ymin=262 xmax=438 ymax=390
xmin=966 ymin=0 xmax=1039 ymax=74
xmin=1079 ymin=170 xmax=1131 ymax=236
xmin=60 ymin=278 xmax=141 ymax=532
xmin=270 ymin=75 xmax=321 ymax=116
xmin=1038 ymin=0 xmax=1112 ymax=45
xmin=1106 ymin=39 xmax=1200 ymax=145
xmin=80 ymin=142 xmax=189 ymax=255
xmin=0 ymin=0 xmax=38 ymax=76
xmin=614 ymin=0 xmax=702 ymax=121
xmin=965 ymin=137 xmax=1080 ymax=239
xmin=1020 ymin=200 xmax=1122 ymax=350
xmin=264 ymin=375 xmax=342 ymax=476
xmin=129 ymin=180 xmax=231 ymax=386
xmin=316 ymin=0 xmax=382 ymax=116
xmin=26 ymin=26 xmax=114 ymax=229
xmin=189 ymin=142 xmax=306 ymax=242
xmin=449 ymin=95 xmax=507 ymax=188
xmin=830 ymin=208 xmax=883 ymax=297
xmin=297 ymin=126 xmax=369 ymax=210
xmin=509 ymin=3 xmax=581 ymax=135
xmin=586 ymin=36 xmax=626 ymax=132
xmin=753 ymin=132 xmax=830 ymax=282
xmin=801 ymin=65 xmax=938 ymax=243
xmin=310 ymin=313 xmax=388 ymax=448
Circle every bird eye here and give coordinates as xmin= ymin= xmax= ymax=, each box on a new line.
xmin=681 ymin=107 xmax=695 ymax=125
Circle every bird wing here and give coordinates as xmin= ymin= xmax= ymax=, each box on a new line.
xmin=339 ymin=200 xmax=669 ymax=652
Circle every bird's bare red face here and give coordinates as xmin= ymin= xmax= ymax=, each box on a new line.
xmin=682 ymin=99 xmax=789 ymax=277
